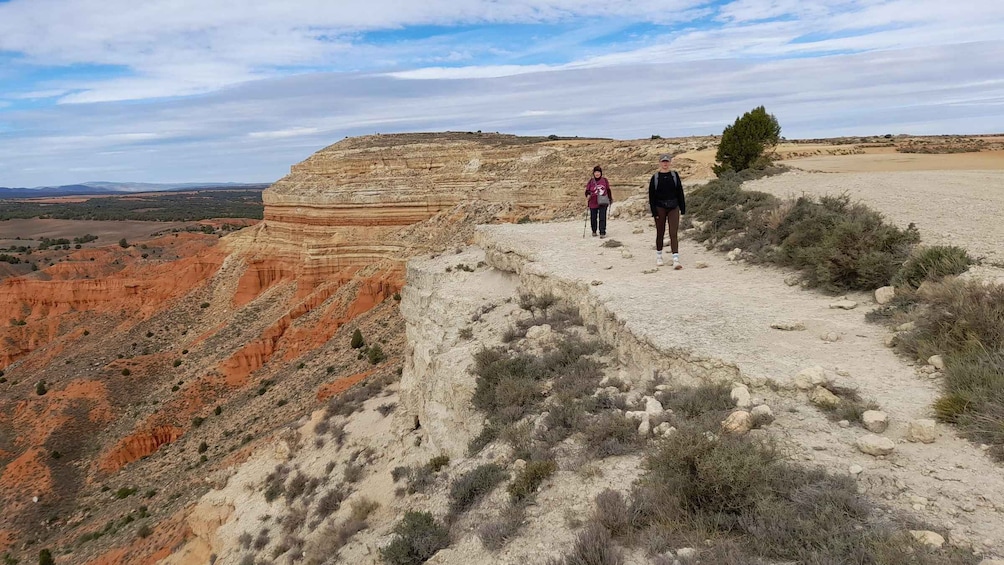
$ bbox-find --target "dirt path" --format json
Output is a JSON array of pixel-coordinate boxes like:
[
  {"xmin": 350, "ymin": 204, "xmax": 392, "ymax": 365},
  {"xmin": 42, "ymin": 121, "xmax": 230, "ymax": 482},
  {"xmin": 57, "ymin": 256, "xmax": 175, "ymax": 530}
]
[
  {"xmin": 476, "ymin": 219, "xmax": 1004, "ymax": 555},
  {"xmin": 745, "ymin": 170, "xmax": 1004, "ymax": 265}
]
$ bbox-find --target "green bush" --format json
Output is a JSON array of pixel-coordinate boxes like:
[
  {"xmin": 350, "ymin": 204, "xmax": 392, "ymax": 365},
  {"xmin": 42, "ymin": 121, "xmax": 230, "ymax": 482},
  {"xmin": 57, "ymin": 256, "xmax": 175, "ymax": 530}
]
[
  {"xmin": 35, "ymin": 381, "xmax": 48, "ymax": 396},
  {"xmin": 449, "ymin": 464, "xmax": 508, "ymax": 516},
  {"xmin": 893, "ymin": 245, "xmax": 973, "ymax": 289},
  {"xmin": 351, "ymin": 329, "xmax": 365, "ymax": 349},
  {"xmin": 714, "ymin": 105, "xmax": 781, "ymax": 175},
  {"xmin": 545, "ymin": 522, "xmax": 622, "ymax": 565},
  {"xmin": 38, "ymin": 549, "xmax": 55, "ymax": 565},
  {"xmin": 367, "ymin": 344, "xmax": 386, "ymax": 365},
  {"xmin": 380, "ymin": 511, "xmax": 449, "ymax": 565},
  {"xmin": 508, "ymin": 459, "xmax": 557, "ymax": 503}
]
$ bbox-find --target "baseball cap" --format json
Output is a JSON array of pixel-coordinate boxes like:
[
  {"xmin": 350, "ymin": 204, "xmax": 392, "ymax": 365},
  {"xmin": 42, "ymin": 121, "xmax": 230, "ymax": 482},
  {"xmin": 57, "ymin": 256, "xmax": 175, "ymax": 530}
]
[{"xmin": 659, "ymin": 154, "xmax": 672, "ymax": 162}]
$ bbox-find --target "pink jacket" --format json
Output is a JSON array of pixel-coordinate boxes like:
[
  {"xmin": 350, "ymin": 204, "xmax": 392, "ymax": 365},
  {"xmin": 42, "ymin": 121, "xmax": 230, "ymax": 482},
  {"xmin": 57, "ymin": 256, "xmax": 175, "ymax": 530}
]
[{"xmin": 585, "ymin": 178, "xmax": 612, "ymax": 209}]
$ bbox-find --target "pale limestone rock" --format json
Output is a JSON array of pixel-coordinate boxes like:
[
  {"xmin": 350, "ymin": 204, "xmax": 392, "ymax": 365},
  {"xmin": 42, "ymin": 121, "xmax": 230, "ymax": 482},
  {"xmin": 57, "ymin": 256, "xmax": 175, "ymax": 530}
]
[
  {"xmin": 896, "ymin": 321, "xmax": 916, "ymax": 332},
  {"xmin": 849, "ymin": 464, "xmax": 864, "ymax": 475},
  {"xmin": 621, "ymin": 250, "xmax": 633, "ymax": 259},
  {"xmin": 862, "ymin": 410, "xmax": 889, "ymax": 433},
  {"xmin": 978, "ymin": 559, "xmax": 1004, "ymax": 565},
  {"xmin": 857, "ymin": 434, "xmax": 896, "ymax": 456},
  {"xmin": 625, "ymin": 410, "xmax": 647, "ymax": 422},
  {"xmin": 811, "ymin": 386, "xmax": 842, "ymax": 409},
  {"xmin": 654, "ymin": 422, "xmax": 675, "ymax": 436},
  {"xmin": 928, "ymin": 355, "xmax": 946, "ymax": 371},
  {"xmin": 644, "ymin": 396, "xmax": 664, "ymax": 416},
  {"xmin": 795, "ymin": 365, "xmax": 829, "ymax": 391},
  {"xmin": 908, "ymin": 419, "xmax": 939, "ymax": 444},
  {"xmin": 829, "ymin": 299, "xmax": 858, "ymax": 310},
  {"xmin": 694, "ymin": 261, "xmax": 709, "ymax": 269},
  {"xmin": 726, "ymin": 248, "xmax": 743, "ymax": 261},
  {"xmin": 875, "ymin": 286, "xmax": 896, "ymax": 305},
  {"xmin": 910, "ymin": 530, "xmax": 945, "ymax": 549},
  {"xmin": 751, "ymin": 404, "xmax": 774, "ymax": 425},
  {"xmin": 884, "ymin": 334, "xmax": 897, "ymax": 348},
  {"xmin": 722, "ymin": 411, "xmax": 753, "ymax": 435},
  {"xmin": 784, "ymin": 275, "xmax": 800, "ymax": 286},
  {"xmin": 730, "ymin": 385, "xmax": 752, "ymax": 409},
  {"xmin": 525, "ymin": 324, "xmax": 553, "ymax": 341},
  {"xmin": 821, "ymin": 332, "xmax": 841, "ymax": 342},
  {"xmin": 638, "ymin": 415, "xmax": 652, "ymax": 436},
  {"xmin": 676, "ymin": 548, "xmax": 697, "ymax": 561}
]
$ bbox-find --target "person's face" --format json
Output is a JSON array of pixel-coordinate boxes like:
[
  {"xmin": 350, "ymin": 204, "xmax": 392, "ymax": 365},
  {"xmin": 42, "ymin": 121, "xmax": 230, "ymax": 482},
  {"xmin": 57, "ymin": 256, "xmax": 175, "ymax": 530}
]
[
  {"xmin": 659, "ymin": 159, "xmax": 671, "ymax": 171},
  {"xmin": 593, "ymin": 170, "xmax": 602, "ymax": 178}
]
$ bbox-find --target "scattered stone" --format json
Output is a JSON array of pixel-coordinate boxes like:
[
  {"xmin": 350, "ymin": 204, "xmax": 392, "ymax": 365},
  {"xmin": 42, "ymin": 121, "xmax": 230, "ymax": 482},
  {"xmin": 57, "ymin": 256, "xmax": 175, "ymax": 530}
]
[
  {"xmin": 625, "ymin": 411, "xmax": 647, "ymax": 422},
  {"xmin": 726, "ymin": 248, "xmax": 743, "ymax": 261},
  {"xmin": 751, "ymin": 404, "xmax": 774, "ymax": 425},
  {"xmin": 875, "ymin": 286, "xmax": 896, "ymax": 305},
  {"xmin": 857, "ymin": 434, "xmax": 896, "ymax": 456},
  {"xmin": 632, "ymin": 227, "xmax": 644, "ymax": 234},
  {"xmin": 694, "ymin": 261, "xmax": 709, "ymax": 269},
  {"xmin": 896, "ymin": 321, "xmax": 916, "ymax": 332},
  {"xmin": 730, "ymin": 385, "xmax": 752, "ymax": 409},
  {"xmin": 604, "ymin": 265, "xmax": 613, "ymax": 270},
  {"xmin": 638, "ymin": 415, "xmax": 652, "ymax": 436},
  {"xmin": 836, "ymin": 369, "xmax": 851, "ymax": 377},
  {"xmin": 642, "ymin": 268, "xmax": 658, "ymax": 274},
  {"xmin": 849, "ymin": 464, "xmax": 864, "ymax": 475},
  {"xmin": 513, "ymin": 459, "xmax": 527, "ymax": 473},
  {"xmin": 811, "ymin": 386, "xmax": 842, "ymax": 409},
  {"xmin": 771, "ymin": 321, "xmax": 806, "ymax": 331},
  {"xmin": 621, "ymin": 250, "xmax": 633, "ymax": 259},
  {"xmin": 820, "ymin": 332, "xmax": 841, "ymax": 342},
  {"xmin": 829, "ymin": 299, "xmax": 858, "ymax": 310},
  {"xmin": 795, "ymin": 366, "xmax": 829, "ymax": 390},
  {"xmin": 676, "ymin": 548, "xmax": 697, "ymax": 561},
  {"xmin": 526, "ymin": 324, "xmax": 553, "ymax": 341},
  {"xmin": 590, "ymin": 280, "xmax": 603, "ymax": 286},
  {"xmin": 644, "ymin": 396, "xmax": 664, "ymax": 416},
  {"xmin": 928, "ymin": 355, "xmax": 946, "ymax": 371},
  {"xmin": 838, "ymin": 420, "xmax": 851, "ymax": 428},
  {"xmin": 862, "ymin": 410, "xmax": 889, "ymax": 433},
  {"xmin": 884, "ymin": 334, "xmax": 897, "ymax": 348},
  {"xmin": 910, "ymin": 530, "xmax": 945, "ymax": 549},
  {"xmin": 908, "ymin": 419, "xmax": 939, "ymax": 444},
  {"xmin": 722, "ymin": 411, "xmax": 753, "ymax": 435},
  {"xmin": 784, "ymin": 275, "xmax": 800, "ymax": 286},
  {"xmin": 654, "ymin": 422, "xmax": 675, "ymax": 436}
]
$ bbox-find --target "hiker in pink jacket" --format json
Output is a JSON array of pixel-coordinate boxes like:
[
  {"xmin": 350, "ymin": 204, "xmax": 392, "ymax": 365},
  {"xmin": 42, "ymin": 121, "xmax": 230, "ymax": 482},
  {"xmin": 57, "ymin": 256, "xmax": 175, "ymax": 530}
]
[{"xmin": 585, "ymin": 165, "xmax": 613, "ymax": 238}]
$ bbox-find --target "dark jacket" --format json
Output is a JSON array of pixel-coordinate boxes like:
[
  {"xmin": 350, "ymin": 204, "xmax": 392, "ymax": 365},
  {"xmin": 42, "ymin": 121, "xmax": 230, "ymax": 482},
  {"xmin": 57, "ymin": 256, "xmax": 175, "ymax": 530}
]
[
  {"xmin": 585, "ymin": 177, "xmax": 612, "ymax": 209},
  {"xmin": 648, "ymin": 171, "xmax": 686, "ymax": 217}
]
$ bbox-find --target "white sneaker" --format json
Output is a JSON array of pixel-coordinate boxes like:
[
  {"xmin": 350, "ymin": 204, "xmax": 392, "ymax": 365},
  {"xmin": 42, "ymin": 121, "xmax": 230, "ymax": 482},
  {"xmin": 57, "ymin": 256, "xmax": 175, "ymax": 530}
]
[
  {"xmin": 656, "ymin": 255, "xmax": 664, "ymax": 266},
  {"xmin": 673, "ymin": 257, "xmax": 682, "ymax": 270}
]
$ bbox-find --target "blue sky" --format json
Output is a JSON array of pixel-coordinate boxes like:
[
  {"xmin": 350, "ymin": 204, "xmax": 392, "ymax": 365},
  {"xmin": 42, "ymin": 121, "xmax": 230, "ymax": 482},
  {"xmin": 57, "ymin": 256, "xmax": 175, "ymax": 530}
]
[{"xmin": 1, "ymin": 0, "xmax": 1002, "ymax": 186}]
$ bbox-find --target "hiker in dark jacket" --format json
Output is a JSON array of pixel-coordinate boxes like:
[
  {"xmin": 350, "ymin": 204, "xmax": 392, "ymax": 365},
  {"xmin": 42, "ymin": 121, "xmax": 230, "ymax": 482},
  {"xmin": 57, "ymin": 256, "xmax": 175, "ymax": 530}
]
[
  {"xmin": 585, "ymin": 165, "xmax": 613, "ymax": 238},
  {"xmin": 648, "ymin": 154, "xmax": 686, "ymax": 269}
]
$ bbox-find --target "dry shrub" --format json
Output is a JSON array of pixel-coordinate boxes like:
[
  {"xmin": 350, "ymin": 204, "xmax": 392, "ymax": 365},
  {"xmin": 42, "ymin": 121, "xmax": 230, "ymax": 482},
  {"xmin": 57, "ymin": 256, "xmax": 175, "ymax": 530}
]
[
  {"xmin": 478, "ymin": 504, "xmax": 526, "ymax": 551},
  {"xmin": 508, "ymin": 459, "xmax": 557, "ymax": 503},
  {"xmin": 593, "ymin": 489, "xmax": 630, "ymax": 537},
  {"xmin": 582, "ymin": 413, "xmax": 644, "ymax": 459},
  {"xmin": 545, "ymin": 522, "xmax": 623, "ymax": 565},
  {"xmin": 380, "ymin": 511, "xmax": 450, "ymax": 565},
  {"xmin": 448, "ymin": 463, "xmax": 508, "ymax": 517}
]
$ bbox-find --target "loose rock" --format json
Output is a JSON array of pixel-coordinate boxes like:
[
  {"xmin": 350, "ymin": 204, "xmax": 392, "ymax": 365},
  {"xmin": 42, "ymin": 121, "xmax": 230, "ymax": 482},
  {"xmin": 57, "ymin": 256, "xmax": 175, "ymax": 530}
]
[
  {"xmin": 862, "ymin": 410, "xmax": 889, "ymax": 433},
  {"xmin": 875, "ymin": 286, "xmax": 896, "ymax": 305},
  {"xmin": 849, "ymin": 464, "xmax": 864, "ymax": 475},
  {"xmin": 676, "ymin": 548, "xmax": 697, "ymax": 561},
  {"xmin": 638, "ymin": 415, "xmax": 652, "ymax": 436},
  {"xmin": 857, "ymin": 434, "xmax": 895, "ymax": 456},
  {"xmin": 726, "ymin": 248, "xmax": 743, "ymax": 261},
  {"xmin": 928, "ymin": 355, "xmax": 945, "ymax": 371},
  {"xmin": 644, "ymin": 396, "xmax": 664, "ymax": 416},
  {"xmin": 526, "ymin": 324, "xmax": 553, "ymax": 341},
  {"xmin": 829, "ymin": 299, "xmax": 858, "ymax": 310},
  {"xmin": 621, "ymin": 250, "xmax": 633, "ymax": 259},
  {"xmin": 730, "ymin": 385, "xmax": 752, "ymax": 409},
  {"xmin": 770, "ymin": 321, "xmax": 806, "ymax": 331},
  {"xmin": 694, "ymin": 261, "xmax": 709, "ymax": 269},
  {"xmin": 811, "ymin": 386, "xmax": 842, "ymax": 409},
  {"xmin": 896, "ymin": 321, "xmax": 916, "ymax": 332},
  {"xmin": 795, "ymin": 365, "xmax": 829, "ymax": 390},
  {"xmin": 910, "ymin": 530, "xmax": 945, "ymax": 549},
  {"xmin": 722, "ymin": 411, "xmax": 753, "ymax": 435},
  {"xmin": 784, "ymin": 275, "xmax": 800, "ymax": 286},
  {"xmin": 751, "ymin": 404, "xmax": 774, "ymax": 425},
  {"xmin": 590, "ymin": 280, "xmax": 603, "ymax": 286},
  {"xmin": 820, "ymin": 332, "xmax": 841, "ymax": 342},
  {"xmin": 908, "ymin": 419, "xmax": 939, "ymax": 444}
]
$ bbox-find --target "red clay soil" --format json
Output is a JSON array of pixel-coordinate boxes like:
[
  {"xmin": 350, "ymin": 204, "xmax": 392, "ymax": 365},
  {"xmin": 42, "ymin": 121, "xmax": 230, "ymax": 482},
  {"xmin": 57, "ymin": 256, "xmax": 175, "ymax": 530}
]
[
  {"xmin": 316, "ymin": 370, "xmax": 374, "ymax": 402},
  {"xmin": 98, "ymin": 425, "xmax": 184, "ymax": 474},
  {"xmin": 83, "ymin": 510, "xmax": 190, "ymax": 565}
]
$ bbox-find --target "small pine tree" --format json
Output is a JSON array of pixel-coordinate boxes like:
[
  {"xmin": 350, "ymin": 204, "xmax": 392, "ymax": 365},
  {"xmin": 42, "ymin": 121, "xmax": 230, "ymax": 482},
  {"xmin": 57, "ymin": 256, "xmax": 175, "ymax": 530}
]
[
  {"xmin": 35, "ymin": 381, "xmax": 48, "ymax": 396},
  {"xmin": 39, "ymin": 548, "xmax": 55, "ymax": 565},
  {"xmin": 714, "ymin": 105, "xmax": 781, "ymax": 175},
  {"xmin": 119, "ymin": 238, "xmax": 129, "ymax": 248},
  {"xmin": 350, "ymin": 329, "xmax": 364, "ymax": 349}
]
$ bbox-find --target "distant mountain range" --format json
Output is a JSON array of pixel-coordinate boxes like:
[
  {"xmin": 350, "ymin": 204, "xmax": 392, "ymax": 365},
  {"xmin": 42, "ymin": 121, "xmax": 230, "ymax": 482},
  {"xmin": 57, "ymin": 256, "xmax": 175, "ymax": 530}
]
[{"xmin": 0, "ymin": 181, "xmax": 271, "ymax": 199}]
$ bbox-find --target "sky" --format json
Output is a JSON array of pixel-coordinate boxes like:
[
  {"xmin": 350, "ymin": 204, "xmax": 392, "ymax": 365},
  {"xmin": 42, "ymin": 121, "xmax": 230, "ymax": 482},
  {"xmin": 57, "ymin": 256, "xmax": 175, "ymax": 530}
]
[{"xmin": 1, "ymin": 0, "xmax": 1002, "ymax": 187}]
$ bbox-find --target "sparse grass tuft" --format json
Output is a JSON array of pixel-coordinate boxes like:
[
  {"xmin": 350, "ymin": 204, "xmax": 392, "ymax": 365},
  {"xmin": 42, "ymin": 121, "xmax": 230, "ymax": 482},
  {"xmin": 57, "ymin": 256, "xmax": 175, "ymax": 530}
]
[{"xmin": 935, "ymin": 349, "xmax": 1004, "ymax": 461}]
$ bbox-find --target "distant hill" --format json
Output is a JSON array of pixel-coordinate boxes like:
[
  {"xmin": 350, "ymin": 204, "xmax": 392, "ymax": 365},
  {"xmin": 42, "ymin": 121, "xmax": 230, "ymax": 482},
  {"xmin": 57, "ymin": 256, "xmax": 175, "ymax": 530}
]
[{"xmin": 0, "ymin": 181, "xmax": 270, "ymax": 199}]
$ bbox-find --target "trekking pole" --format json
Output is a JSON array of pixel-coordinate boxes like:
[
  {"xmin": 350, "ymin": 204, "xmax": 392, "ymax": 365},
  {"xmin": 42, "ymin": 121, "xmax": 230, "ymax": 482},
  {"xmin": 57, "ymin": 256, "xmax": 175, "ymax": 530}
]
[{"xmin": 583, "ymin": 210, "xmax": 588, "ymax": 238}]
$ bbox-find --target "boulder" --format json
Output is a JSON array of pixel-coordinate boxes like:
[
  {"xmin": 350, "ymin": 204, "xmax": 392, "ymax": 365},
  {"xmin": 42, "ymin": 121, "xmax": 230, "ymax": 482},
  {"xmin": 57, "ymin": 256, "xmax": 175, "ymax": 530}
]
[
  {"xmin": 795, "ymin": 366, "xmax": 829, "ymax": 391},
  {"xmin": 928, "ymin": 355, "xmax": 946, "ymax": 371},
  {"xmin": 643, "ymin": 396, "xmax": 664, "ymax": 416},
  {"xmin": 861, "ymin": 410, "xmax": 889, "ymax": 433},
  {"xmin": 910, "ymin": 530, "xmax": 945, "ymax": 549},
  {"xmin": 907, "ymin": 419, "xmax": 939, "ymax": 444},
  {"xmin": 722, "ymin": 411, "xmax": 753, "ymax": 435},
  {"xmin": 857, "ymin": 434, "xmax": 895, "ymax": 456},
  {"xmin": 810, "ymin": 386, "xmax": 841, "ymax": 409},
  {"xmin": 875, "ymin": 286, "xmax": 896, "ymax": 305},
  {"xmin": 730, "ymin": 385, "xmax": 752, "ymax": 409},
  {"xmin": 638, "ymin": 415, "xmax": 652, "ymax": 436}
]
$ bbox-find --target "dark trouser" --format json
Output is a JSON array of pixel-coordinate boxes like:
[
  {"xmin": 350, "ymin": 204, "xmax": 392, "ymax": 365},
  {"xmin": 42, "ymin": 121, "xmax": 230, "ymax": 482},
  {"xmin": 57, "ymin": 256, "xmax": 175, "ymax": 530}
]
[
  {"xmin": 654, "ymin": 207, "xmax": 680, "ymax": 253},
  {"xmin": 590, "ymin": 206, "xmax": 608, "ymax": 235}
]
